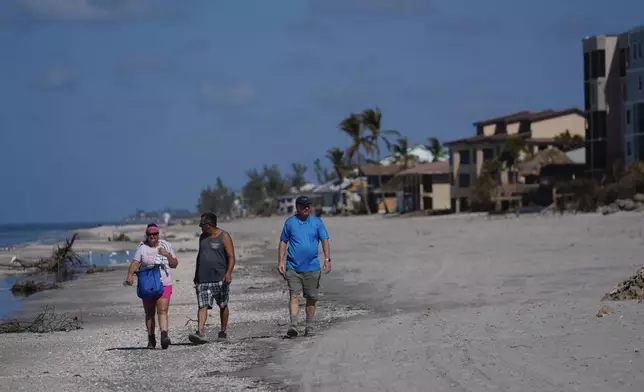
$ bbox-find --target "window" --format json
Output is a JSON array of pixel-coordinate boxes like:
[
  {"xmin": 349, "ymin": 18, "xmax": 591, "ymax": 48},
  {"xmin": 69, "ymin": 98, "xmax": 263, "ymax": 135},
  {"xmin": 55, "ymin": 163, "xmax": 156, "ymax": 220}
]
[
  {"xmin": 476, "ymin": 125, "xmax": 483, "ymax": 136},
  {"xmin": 459, "ymin": 197, "xmax": 469, "ymax": 211},
  {"xmin": 482, "ymin": 148, "xmax": 495, "ymax": 161},
  {"xmin": 639, "ymin": 76, "xmax": 642, "ymax": 91},
  {"xmin": 597, "ymin": 49, "xmax": 606, "ymax": 77},
  {"xmin": 583, "ymin": 52, "xmax": 590, "ymax": 81},
  {"xmin": 627, "ymin": 141, "xmax": 632, "ymax": 156},
  {"xmin": 584, "ymin": 83, "xmax": 590, "ymax": 110},
  {"xmin": 589, "ymin": 110, "xmax": 607, "ymax": 139},
  {"xmin": 627, "ymin": 110, "xmax": 631, "ymax": 125},
  {"xmin": 637, "ymin": 103, "xmax": 644, "ymax": 134},
  {"xmin": 590, "ymin": 50, "xmax": 606, "ymax": 78},
  {"xmin": 590, "ymin": 140, "xmax": 607, "ymax": 170},
  {"xmin": 619, "ymin": 48, "xmax": 627, "ymax": 77},
  {"xmin": 623, "ymin": 82, "xmax": 628, "ymax": 101},
  {"xmin": 494, "ymin": 122, "xmax": 507, "ymax": 135},
  {"xmin": 634, "ymin": 43, "xmax": 639, "ymax": 60},
  {"xmin": 459, "ymin": 150, "xmax": 471, "ymax": 165},
  {"xmin": 458, "ymin": 173, "xmax": 470, "ymax": 188}
]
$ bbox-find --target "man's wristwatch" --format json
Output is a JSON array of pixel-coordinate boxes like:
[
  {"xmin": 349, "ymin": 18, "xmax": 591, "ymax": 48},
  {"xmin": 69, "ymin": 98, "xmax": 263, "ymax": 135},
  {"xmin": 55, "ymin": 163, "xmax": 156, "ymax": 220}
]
[{"xmin": 324, "ymin": 258, "xmax": 331, "ymax": 262}]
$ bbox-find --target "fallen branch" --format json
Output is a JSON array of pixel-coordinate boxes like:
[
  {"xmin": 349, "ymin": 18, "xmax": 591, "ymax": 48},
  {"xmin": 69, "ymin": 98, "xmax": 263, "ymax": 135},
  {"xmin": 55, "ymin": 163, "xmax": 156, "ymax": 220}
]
[
  {"xmin": 184, "ymin": 316, "xmax": 209, "ymax": 327},
  {"xmin": 0, "ymin": 305, "xmax": 83, "ymax": 334},
  {"xmin": 10, "ymin": 280, "xmax": 60, "ymax": 296}
]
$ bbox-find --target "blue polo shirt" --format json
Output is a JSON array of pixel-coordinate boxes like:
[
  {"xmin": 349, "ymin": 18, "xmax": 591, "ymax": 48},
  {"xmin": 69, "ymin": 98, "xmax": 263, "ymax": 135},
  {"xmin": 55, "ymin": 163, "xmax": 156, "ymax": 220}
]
[{"xmin": 280, "ymin": 215, "xmax": 329, "ymax": 272}]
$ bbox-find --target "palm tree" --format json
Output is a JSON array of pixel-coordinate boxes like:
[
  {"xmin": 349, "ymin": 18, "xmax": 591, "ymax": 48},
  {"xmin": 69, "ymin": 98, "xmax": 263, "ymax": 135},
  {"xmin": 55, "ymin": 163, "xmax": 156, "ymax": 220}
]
[
  {"xmin": 339, "ymin": 113, "xmax": 375, "ymax": 214},
  {"xmin": 497, "ymin": 137, "xmax": 531, "ymax": 184},
  {"xmin": 326, "ymin": 148, "xmax": 347, "ymax": 214},
  {"xmin": 390, "ymin": 137, "xmax": 416, "ymax": 169},
  {"xmin": 361, "ymin": 107, "xmax": 400, "ymax": 214},
  {"xmin": 339, "ymin": 113, "xmax": 372, "ymax": 166},
  {"xmin": 426, "ymin": 137, "xmax": 448, "ymax": 162},
  {"xmin": 554, "ymin": 130, "xmax": 584, "ymax": 152}
]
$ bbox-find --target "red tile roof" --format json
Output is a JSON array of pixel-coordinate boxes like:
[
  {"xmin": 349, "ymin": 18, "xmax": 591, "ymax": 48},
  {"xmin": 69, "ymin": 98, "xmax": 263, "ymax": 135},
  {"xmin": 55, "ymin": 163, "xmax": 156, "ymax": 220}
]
[
  {"xmin": 473, "ymin": 107, "xmax": 584, "ymax": 127},
  {"xmin": 396, "ymin": 161, "xmax": 450, "ymax": 176}
]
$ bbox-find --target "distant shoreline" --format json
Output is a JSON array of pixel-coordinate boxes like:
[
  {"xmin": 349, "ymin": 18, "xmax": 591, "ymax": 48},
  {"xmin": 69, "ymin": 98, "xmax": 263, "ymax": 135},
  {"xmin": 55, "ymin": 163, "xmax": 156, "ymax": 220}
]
[{"xmin": 0, "ymin": 223, "xmax": 149, "ymax": 278}]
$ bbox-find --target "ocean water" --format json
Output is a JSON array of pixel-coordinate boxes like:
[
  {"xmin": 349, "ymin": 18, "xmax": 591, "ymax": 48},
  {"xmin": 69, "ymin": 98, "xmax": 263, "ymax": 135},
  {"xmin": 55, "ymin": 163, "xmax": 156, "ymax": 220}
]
[
  {"xmin": 0, "ymin": 221, "xmax": 133, "ymax": 320},
  {"xmin": 0, "ymin": 221, "xmax": 127, "ymax": 249}
]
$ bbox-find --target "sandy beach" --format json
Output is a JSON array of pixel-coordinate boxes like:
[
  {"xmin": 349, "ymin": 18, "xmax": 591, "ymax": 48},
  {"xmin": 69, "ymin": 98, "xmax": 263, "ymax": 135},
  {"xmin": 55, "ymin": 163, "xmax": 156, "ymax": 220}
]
[{"xmin": 2, "ymin": 212, "xmax": 644, "ymax": 391}]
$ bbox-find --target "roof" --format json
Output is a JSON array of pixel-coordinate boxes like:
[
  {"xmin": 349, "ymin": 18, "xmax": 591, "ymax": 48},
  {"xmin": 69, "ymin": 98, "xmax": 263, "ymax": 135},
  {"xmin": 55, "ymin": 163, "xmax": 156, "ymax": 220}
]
[
  {"xmin": 358, "ymin": 164, "xmax": 405, "ymax": 176},
  {"xmin": 313, "ymin": 178, "xmax": 354, "ymax": 193},
  {"xmin": 472, "ymin": 107, "xmax": 584, "ymax": 127},
  {"xmin": 380, "ymin": 144, "xmax": 435, "ymax": 165},
  {"xmin": 518, "ymin": 147, "xmax": 574, "ymax": 177},
  {"xmin": 396, "ymin": 161, "xmax": 450, "ymax": 176},
  {"xmin": 565, "ymin": 147, "xmax": 586, "ymax": 164}
]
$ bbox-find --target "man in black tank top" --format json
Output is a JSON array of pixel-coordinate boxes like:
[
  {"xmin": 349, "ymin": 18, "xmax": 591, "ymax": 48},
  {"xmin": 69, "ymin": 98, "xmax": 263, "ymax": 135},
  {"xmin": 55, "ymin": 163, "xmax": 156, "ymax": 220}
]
[{"xmin": 188, "ymin": 212, "xmax": 237, "ymax": 344}]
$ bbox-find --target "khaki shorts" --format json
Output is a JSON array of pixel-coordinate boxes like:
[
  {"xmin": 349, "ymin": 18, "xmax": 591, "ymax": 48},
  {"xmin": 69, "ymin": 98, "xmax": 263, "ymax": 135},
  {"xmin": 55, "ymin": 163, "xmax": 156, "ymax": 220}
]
[{"xmin": 285, "ymin": 269, "xmax": 321, "ymax": 300}]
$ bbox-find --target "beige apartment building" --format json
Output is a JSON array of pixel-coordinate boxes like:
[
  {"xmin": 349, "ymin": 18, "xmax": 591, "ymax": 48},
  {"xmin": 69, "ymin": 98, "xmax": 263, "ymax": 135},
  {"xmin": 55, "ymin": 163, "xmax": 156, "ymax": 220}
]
[
  {"xmin": 445, "ymin": 108, "xmax": 586, "ymax": 212},
  {"xmin": 582, "ymin": 26, "xmax": 644, "ymax": 176}
]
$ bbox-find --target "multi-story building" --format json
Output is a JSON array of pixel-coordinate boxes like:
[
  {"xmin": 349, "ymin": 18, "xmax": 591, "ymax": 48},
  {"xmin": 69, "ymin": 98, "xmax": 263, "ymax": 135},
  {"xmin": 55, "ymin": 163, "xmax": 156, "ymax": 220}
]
[
  {"xmin": 582, "ymin": 26, "xmax": 644, "ymax": 175},
  {"xmin": 445, "ymin": 108, "xmax": 586, "ymax": 212},
  {"xmin": 622, "ymin": 27, "xmax": 644, "ymax": 165}
]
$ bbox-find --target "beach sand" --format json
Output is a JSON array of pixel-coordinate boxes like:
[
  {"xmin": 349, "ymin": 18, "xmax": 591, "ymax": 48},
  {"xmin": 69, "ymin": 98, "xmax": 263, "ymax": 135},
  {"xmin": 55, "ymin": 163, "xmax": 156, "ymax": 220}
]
[
  {"xmin": 2, "ymin": 212, "xmax": 644, "ymax": 391},
  {"xmin": 0, "ymin": 220, "xmax": 364, "ymax": 391}
]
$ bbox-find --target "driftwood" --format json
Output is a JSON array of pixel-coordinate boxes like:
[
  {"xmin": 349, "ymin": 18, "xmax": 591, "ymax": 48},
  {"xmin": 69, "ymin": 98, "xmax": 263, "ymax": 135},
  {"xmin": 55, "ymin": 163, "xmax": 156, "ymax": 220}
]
[
  {"xmin": 10, "ymin": 281, "xmax": 60, "ymax": 296},
  {"xmin": 0, "ymin": 305, "xmax": 83, "ymax": 334}
]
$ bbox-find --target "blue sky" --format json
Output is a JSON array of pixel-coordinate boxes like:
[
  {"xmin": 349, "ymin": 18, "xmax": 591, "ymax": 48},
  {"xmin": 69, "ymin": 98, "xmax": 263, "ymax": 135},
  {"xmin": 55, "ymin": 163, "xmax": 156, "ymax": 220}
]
[{"xmin": 0, "ymin": 0, "xmax": 643, "ymax": 223}]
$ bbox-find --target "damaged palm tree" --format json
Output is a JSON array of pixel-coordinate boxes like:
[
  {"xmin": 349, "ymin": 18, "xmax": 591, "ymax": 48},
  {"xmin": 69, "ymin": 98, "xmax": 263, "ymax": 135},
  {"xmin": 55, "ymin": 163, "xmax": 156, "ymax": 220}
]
[{"xmin": 43, "ymin": 233, "xmax": 87, "ymax": 273}]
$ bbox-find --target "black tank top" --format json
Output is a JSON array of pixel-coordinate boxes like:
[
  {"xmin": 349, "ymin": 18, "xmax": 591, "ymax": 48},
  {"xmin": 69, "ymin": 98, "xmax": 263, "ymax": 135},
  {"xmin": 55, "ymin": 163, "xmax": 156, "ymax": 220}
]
[{"xmin": 195, "ymin": 231, "xmax": 228, "ymax": 283}]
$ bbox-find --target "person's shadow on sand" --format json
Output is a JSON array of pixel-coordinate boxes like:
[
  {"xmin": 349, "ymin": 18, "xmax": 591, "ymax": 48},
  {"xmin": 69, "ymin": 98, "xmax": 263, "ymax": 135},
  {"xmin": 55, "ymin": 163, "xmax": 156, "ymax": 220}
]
[{"xmin": 105, "ymin": 343, "xmax": 195, "ymax": 351}]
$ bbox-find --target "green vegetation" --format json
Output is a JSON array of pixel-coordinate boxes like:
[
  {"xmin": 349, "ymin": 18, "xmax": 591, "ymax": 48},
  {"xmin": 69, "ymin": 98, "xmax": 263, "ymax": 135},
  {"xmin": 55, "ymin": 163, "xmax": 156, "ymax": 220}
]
[{"xmin": 196, "ymin": 107, "xmax": 447, "ymax": 216}]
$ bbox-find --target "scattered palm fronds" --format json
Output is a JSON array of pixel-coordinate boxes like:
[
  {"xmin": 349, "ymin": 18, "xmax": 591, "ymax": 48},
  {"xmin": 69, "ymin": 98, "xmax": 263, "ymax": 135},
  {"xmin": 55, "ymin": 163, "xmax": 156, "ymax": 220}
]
[{"xmin": 0, "ymin": 305, "xmax": 83, "ymax": 334}]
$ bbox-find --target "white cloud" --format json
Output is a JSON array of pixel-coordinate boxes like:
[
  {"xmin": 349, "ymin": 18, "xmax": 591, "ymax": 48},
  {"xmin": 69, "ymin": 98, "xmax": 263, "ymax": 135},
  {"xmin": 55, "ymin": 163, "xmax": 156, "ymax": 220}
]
[
  {"xmin": 2, "ymin": 0, "xmax": 191, "ymax": 23},
  {"xmin": 41, "ymin": 66, "xmax": 78, "ymax": 92},
  {"xmin": 199, "ymin": 82, "xmax": 256, "ymax": 108},
  {"xmin": 18, "ymin": 0, "xmax": 142, "ymax": 21}
]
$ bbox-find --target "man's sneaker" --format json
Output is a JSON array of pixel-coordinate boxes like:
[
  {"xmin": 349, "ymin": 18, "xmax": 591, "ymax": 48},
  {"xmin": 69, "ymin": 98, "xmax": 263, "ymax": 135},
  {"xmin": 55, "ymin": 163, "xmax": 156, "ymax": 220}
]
[
  {"xmin": 188, "ymin": 331, "xmax": 208, "ymax": 344},
  {"xmin": 218, "ymin": 331, "xmax": 228, "ymax": 340},
  {"xmin": 147, "ymin": 334, "xmax": 156, "ymax": 349},
  {"xmin": 304, "ymin": 326, "xmax": 313, "ymax": 336},
  {"xmin": 160, "ymin": 331, "xmax": 171, "ymax": 349},
  {"xmin": 286, "ymin": 326, "xmax": 299, "ymax": 338}
]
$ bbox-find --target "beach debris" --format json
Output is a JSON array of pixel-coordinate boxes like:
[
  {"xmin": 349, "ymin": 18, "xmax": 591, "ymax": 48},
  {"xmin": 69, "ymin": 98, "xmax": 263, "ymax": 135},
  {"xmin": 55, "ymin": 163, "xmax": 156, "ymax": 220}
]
[
  {"xmin": 85, "ymin": 265, "xmax": 116, "ymax": 274},
  {"xmin": 10, "ymin": 280, "xmax": 61, "ymax": 297},
  {"xmin": 0, "ymin": 305, "xmax": 82, "ymax": 334},
  {"xmin": 108, "ymin": 232, "xmax": 131, "ymax": 242},
  {"xmin": 601, "ymin": 266, "xmax": 644, "ymax": 301},
  {"xmin": 596, "ymin": 305, "xmax": 617, "ymax": 317}
]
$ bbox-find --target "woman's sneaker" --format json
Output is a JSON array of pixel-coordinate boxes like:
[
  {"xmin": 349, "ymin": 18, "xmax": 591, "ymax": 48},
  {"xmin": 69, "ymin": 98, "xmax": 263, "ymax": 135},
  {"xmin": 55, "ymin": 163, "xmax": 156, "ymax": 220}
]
[
  {"xmin": 147, "ymin": 334, "xmax": 156, "ymax": 349},
  {"xmin": 160, "ymin": 331, "xmax": 171, "ymax": 349}
]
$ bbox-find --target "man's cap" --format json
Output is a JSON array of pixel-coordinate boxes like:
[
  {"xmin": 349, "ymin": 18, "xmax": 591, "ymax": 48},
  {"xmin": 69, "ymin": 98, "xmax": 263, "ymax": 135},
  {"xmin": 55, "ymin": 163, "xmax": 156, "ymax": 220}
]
[
  {"xmin": 146, "ymin": 223, "xmax": 159, "ymax": 234},
  {"xmin": 200, "ymin": 212, "xmax": 217, "ymax": 225},
  {"xmin": 295, "ymin": 196, "xmax": 311, "ymax": 206}
]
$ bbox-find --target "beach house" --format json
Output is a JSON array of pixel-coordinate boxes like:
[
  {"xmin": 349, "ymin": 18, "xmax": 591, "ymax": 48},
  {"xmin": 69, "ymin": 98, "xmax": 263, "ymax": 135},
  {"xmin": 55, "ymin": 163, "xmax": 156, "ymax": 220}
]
[{"xmin": 445, "ymin": 107, "xmax": 586, "ymax": 212}]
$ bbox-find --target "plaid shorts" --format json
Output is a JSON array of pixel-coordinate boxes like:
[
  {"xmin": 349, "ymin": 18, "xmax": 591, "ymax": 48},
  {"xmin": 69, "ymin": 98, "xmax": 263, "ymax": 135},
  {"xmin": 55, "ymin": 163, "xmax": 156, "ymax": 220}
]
[{"xmin": 195, "ymin": 282, "xmax": 230, "ymax": 309}]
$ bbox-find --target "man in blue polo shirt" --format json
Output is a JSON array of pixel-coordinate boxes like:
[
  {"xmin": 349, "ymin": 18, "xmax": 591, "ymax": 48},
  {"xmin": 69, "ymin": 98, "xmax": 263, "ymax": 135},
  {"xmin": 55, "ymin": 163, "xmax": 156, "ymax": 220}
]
[{"xmin": 277, "ymin": 195, "xmax": 331, "ymax": 337}]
